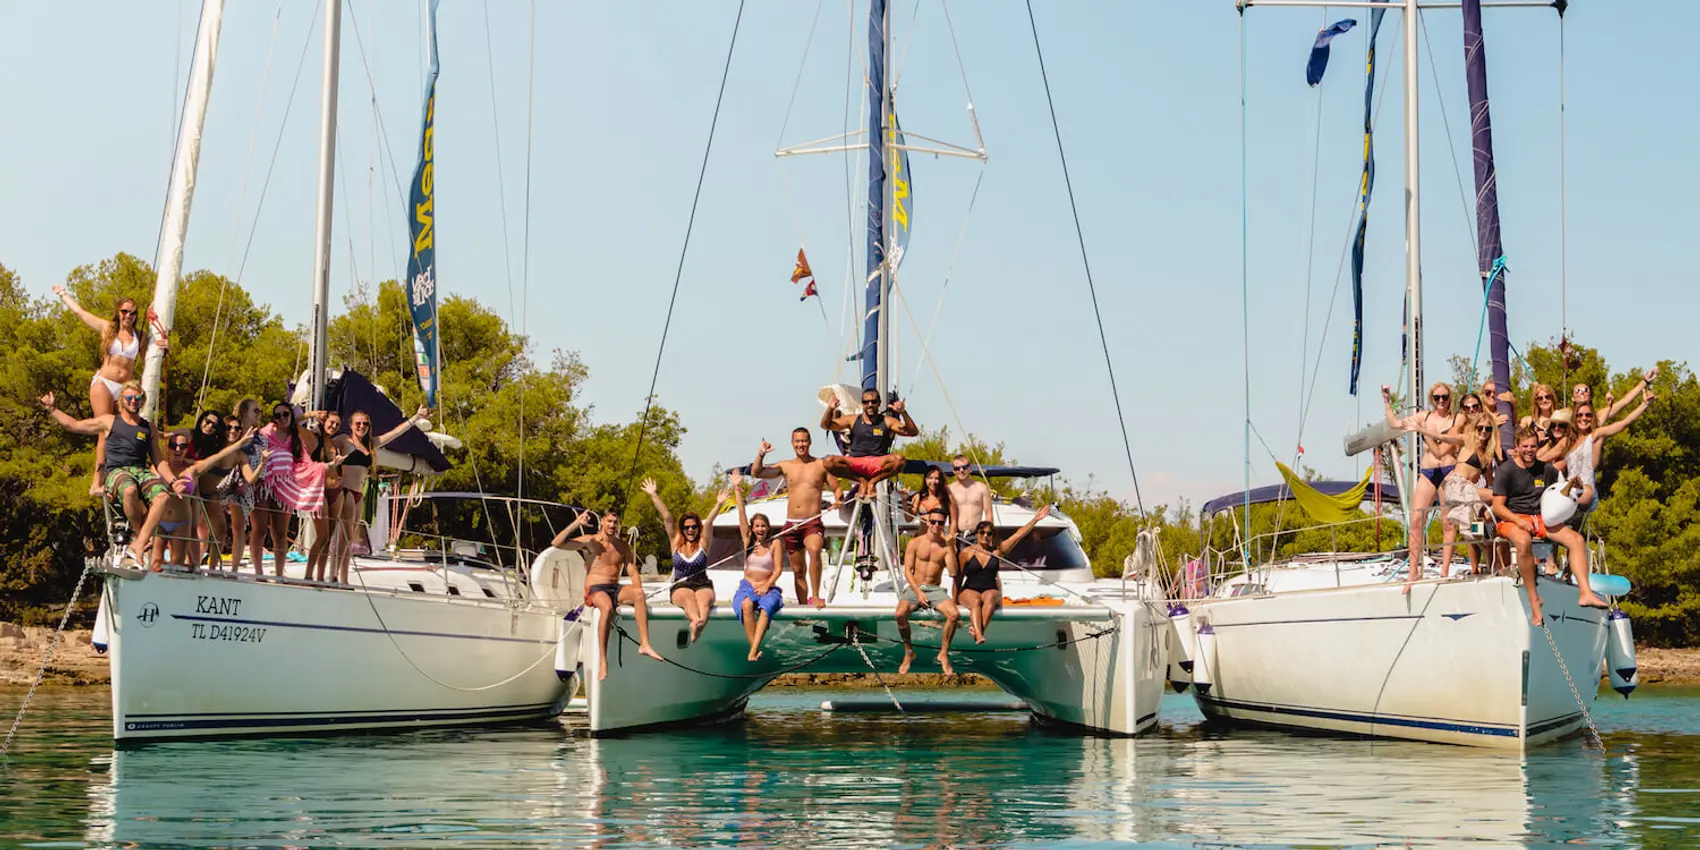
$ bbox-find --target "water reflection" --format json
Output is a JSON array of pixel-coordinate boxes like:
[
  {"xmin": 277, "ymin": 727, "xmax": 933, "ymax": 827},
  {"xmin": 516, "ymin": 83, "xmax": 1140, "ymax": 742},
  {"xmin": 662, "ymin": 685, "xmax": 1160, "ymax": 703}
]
[{"xmin": 1, "ymin": 688, "xmax": 1684, "ymax": 847}]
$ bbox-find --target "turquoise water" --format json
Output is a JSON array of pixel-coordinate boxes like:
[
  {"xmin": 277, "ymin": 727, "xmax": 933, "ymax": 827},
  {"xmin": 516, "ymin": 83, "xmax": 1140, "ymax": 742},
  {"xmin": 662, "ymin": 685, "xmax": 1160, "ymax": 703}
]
[{"xmin": 2, "ymin": 686, "xmax": 1697, "ymax": 848}]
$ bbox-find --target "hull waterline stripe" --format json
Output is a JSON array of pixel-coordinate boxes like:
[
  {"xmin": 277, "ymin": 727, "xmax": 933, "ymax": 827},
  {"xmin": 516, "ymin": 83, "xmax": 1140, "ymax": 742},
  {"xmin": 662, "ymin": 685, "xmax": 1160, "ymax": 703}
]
[
  {"xmin": 125, "ymin": 700, "xmax": 558, "ymax": 719},
  {"xmin": 1207, "ymin": 614, "xmax": 1423, "ymax": 628},
  {"xmin": 168, "ymin": 613, "xmax": 552, "ymax": 645},
  {"xmin": 1196, "ymin": 694, "xmax": 1520, "ymax": 738},
  {"xmin": 121, "ymin": 703, "xmax": 560, "ymax": 733}
]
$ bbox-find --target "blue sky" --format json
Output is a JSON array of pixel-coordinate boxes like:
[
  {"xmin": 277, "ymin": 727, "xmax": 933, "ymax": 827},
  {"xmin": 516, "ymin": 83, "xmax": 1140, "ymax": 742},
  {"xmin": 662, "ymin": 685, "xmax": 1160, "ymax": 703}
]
[{"xmin": 3, "ymin": 1, "xmax": 1695, "ymax": 513}]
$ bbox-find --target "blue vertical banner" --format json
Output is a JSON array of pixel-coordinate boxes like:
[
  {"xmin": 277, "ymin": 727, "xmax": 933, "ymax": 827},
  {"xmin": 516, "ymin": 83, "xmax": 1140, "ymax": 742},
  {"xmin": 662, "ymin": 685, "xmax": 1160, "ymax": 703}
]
[
  {"xmin": 1347, "ymin": 5, "xmax": 1386, "ymax": 396},
  {"xmin": 405, "ymin": 0, "xmax": 442, "ymax": 408}
]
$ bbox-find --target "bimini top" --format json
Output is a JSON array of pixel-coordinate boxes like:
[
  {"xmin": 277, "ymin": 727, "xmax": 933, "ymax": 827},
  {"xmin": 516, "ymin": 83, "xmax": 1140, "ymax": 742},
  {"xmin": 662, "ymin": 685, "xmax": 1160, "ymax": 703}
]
[
  {"xmin": 729, "ymin": 460, "xmax": 1060, "ymax": 479},
  {"xmin": 1201, "ymin": 479, "xmax": 1400, "ymax": 518}
]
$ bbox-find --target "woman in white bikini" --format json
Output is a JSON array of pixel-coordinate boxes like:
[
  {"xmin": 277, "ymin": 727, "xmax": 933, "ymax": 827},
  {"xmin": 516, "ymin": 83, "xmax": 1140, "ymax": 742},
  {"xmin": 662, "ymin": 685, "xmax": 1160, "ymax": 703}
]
[
  {"xmin": 1383, "ymin": 382, "xmax": 1467, "ymax": 584},
  {"xmin": 643, "ymin": 477, "xmax": 732, "ymax": 642},
  {"xmin": 53, "ymin": 286, "xmax": 168, "ymax": 491}
]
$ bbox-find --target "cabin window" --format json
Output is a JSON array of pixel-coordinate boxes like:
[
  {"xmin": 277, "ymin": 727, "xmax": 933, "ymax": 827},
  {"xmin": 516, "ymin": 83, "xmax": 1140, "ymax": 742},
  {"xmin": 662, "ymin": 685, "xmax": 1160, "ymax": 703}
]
[
  {"xmin": 1001, "ymin": 529, "xmax": 1091, "ymax": 572},
  {"xmin": 481, "ymin": 587, "xmax": 497, "ymax": 598},
  {"xmin": 446, "ymin": 585, "xmax": 462, "ymax": 596},
  {"xmin": 407, "ymin": 582, "xmax": 426, "ymax": 593}
]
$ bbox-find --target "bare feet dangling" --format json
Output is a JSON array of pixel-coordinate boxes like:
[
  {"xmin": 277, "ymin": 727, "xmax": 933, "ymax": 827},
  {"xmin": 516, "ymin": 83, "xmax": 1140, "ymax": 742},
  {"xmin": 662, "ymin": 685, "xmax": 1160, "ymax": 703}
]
[
  {"xmin": 747, "ymin": 649, "xmax": 763, "ymax": 662},
  {"xmin": 1527, "ymin": 593, "xmax": 1545, "ymax": 626},
  {"xmin": 598, "ymin": 659, "xmax": 610, "ymax": 681},
  {"xmin": 638, "ymin": 643, "xmax": 664, "ymax": 662},
  {"xmin": 938, "ymin": 654, "xmax": 954, "ymax": 676},
  {"xmin": 898, "ymin": 650, "xmax": 914, "ymax": 675},
  {"xmin": 689, "ymin": 619, "xmax": 706, "ymax": 642},
  {"xmin": 1577, "ymin": 592, "xmax": 1610, "ymax": 610}
]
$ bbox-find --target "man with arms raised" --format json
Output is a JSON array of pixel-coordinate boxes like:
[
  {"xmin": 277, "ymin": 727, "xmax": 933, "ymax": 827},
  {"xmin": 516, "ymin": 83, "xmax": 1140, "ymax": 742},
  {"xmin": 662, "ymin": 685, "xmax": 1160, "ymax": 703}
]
[
  {"xmin": 751, "ymin": 429, "xmax": 838, "ymax": 608},
  {"xmin": 895, "ymin": 507, "xmax": 963, "ymax": 675},
  {"xmin": 820, "ymin": 389, "xmax": 919, "ymax": 500},
  {"xmin": 41, "ymin": 384, "xmax": 174, "ymax": 567},
  {"xmin": 552, "ymin": 508, "xmax": 664, "ymax": 680},
  {"xmin": 1490, "ymin": 426, "xmax": 1609, "ymax": 625},
  {"xmin": 947, "ymin": 455, "xmax": 995, "ymax": 537}
]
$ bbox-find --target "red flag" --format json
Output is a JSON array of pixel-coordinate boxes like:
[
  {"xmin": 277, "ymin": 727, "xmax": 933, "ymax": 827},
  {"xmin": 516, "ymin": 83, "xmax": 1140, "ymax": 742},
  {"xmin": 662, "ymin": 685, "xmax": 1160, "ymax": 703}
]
[
  {"xmin": 790, "ymin": 248, "xmax": 813, "ymax": 284},
  {"xmin": 798, "ymin": 280, "xmax": 818, "ymax": 302}
]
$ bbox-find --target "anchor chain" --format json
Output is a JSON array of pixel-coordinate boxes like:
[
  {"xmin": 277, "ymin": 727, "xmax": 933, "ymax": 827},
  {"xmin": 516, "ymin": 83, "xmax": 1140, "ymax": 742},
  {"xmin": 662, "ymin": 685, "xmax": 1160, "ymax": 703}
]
[
  {"xmin": 848, "ymin": 626, "xmax": 904, "ymax": 714},
  {"xmin": 1541, "ymin": 622, "xmax": 1604, "ymax": 750}
]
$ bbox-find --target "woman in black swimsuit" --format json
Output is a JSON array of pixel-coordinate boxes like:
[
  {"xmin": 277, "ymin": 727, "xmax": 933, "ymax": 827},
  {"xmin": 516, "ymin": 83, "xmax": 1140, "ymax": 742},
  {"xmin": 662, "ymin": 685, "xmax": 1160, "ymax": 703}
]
[
  {"xmin": 906, "ymin": 466, "xmax": 957, "ymax": 539},
  {"xmin": 643, "ymin": 477, "xmax": 731, "ymax": 642},
  {"xmin": 955, "ymin": 504, "xmax": 1050, "ymax": 644},
  {"xmin": 326, "ymin": 407, "xmax": 427, "ymax": 583}
]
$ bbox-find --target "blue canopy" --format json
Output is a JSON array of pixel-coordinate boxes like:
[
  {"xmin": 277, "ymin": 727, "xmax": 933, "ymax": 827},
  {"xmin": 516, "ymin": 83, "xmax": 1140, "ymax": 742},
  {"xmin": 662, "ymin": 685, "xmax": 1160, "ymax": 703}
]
[
  {"xmin": 1201, "ymin": 480, "xmax": 1400, "ymax": 518},
  {"xmin": 729, "ymin": 460, "xmax": 1060, "ymax": 479}
]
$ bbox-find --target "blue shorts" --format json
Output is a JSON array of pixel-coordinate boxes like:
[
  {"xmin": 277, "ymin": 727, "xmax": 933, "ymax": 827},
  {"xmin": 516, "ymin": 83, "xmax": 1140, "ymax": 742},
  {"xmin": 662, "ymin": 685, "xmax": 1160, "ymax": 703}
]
[{"xmin": 732, "ymin": 579, "xmax": 783, "ymax": 622}]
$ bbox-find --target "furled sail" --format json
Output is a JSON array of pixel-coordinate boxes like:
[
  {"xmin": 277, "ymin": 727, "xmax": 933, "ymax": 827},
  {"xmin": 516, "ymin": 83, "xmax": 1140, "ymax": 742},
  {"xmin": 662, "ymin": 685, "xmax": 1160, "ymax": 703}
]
[
  {"xmin": 1346, "ymin": 5, "xmax": 1386, "ymax": 396},
  {"xmin": 1462, "ymin": 0, "xmax": 1513, "ymax": 444},
  {"xmin": 859, "ymin": 0, "xmax": 888, "ymax": 390}
]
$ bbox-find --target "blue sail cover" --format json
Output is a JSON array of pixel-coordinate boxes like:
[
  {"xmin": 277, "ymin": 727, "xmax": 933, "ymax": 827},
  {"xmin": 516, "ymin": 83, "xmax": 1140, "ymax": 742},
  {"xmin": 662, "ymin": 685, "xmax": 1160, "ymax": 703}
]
[
  {"xmin": 1202, "ymin": 479, "xmax": 1399, "ymax": 518},
  {"xmin": 1462, "ymin": 0, "xmax": 1514, "ymax": 448},
  {"xmin": 1348, "ymin": 5, "xmax": 1387, "ymax": 395},
  {"xmin": 859, "ymin": 0, "xmax": 888, "ymax": 392},
  {"xmin": 1306, "ymin": 19, "xmax": 1357, "ymax": 86},
  {"xmin": 405, "ymin": 0, "xmax": 442, "ymax": 408}
]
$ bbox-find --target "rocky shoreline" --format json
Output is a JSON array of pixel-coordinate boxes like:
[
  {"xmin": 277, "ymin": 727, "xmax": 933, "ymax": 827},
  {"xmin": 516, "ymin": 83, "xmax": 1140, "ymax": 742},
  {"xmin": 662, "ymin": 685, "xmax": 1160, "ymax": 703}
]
[{"xmin": 5, "ymin": 624, "xmax": 1698, "ymax": 689}]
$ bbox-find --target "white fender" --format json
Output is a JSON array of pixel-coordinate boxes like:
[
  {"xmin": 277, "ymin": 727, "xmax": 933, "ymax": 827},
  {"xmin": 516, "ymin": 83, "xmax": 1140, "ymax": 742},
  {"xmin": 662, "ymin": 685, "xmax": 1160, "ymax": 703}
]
[
  {"xmin": 528, "ymin": 546, "xmax": 587, "ymax": 611},
  {"xmin": 1167, "ymin": 605, "xmax": 1194, "ymax": 693},
  {"xmin": 91, "ymin": 588, "xmax": 110, "ymax": 654},
  {"xmin": 1606, "ymin": 609, "xmax": 1638, "ymax": 698},
  {"xmin": 1191, "ymin": 622, "xmax": 1218, "ymax": 696}
]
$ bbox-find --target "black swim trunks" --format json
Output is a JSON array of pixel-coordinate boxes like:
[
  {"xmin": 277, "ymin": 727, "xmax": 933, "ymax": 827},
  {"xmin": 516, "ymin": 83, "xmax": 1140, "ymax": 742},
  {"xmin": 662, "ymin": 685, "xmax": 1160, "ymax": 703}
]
[
  {"xmin": 673, "ymin": 572, "xmax": 713, "ymax": 592},
  {"xmin": 587, "ymin": 583, "xmax": 622, "ymax": 606}
]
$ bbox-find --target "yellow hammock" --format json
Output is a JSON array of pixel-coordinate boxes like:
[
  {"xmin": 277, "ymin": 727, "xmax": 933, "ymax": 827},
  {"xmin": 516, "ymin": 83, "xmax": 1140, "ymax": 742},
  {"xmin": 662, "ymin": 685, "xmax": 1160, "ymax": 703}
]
[{"xmin": 1274, "ymin": 461, "xmax": 1375, "ymax": 525}]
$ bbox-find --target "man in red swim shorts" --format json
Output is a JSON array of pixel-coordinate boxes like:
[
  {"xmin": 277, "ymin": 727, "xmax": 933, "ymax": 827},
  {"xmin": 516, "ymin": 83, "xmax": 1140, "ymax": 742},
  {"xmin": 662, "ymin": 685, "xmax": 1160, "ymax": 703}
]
[
  {"xmin": 819, "ymin": 388, "xmax": 919, "ymax": 502},
  {"xmin": 751, "ymin": 428, "xmax": 839, "ymax": 608},
  {"xmin": 1491, "ymin": 426, "xmax": 1609, "ymax": 626}
]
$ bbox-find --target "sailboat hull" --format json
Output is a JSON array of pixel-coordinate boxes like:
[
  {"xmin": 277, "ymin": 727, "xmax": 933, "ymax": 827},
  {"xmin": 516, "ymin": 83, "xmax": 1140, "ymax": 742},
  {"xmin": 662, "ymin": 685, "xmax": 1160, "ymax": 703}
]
[
  {"xmin": 585, "ymin": 598, "xmax": 1166, "ymax": 737},
  {"xmin": 102, "ymin": 569, "xmax": 577, "ymax": 743},
  {"xmin": 1183, "ymin": 575, "xmax": 1606, "ymax": 749}
]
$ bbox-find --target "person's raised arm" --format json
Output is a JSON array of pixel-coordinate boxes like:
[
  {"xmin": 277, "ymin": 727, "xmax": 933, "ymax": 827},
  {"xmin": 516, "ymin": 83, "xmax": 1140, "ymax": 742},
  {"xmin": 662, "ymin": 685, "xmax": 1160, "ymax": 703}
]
[
  {"xmin": 1381, "ymin": 386, "xmax": 1405, "ymax": 429},
  {"xmin": 700, "ymin": 487, "xmax": 732, "ymax": 551},
  {"xmin": 640, "ymin": 477, "xmax": 675, "ymax": 540},
  {"xmin": 819, "ymin": 399, "xmax": 855, "ymax": 433},
  {"xmin": 732, "ymin": 470, "xmax": 752, "ymax": 550},
  {"xmin": 550, "ymin": 510, "xmax": 595, "ymax": 550},
  {"xmin": 1603, "ymin": 367, "xmax": 1657, "ymax": 423},
  {"xmin": 186, "ymin": 429, "xmax": 255, "ymax": 477},
  {"xmin": 998, "ymin": 504, "xmax": 1051, "ymax": 556},
  {"xmin": 39, "ymin": 392, "xmax": 111, "ymax": 437},
  {"xmin": 376, "ymin": 406, "xmax": 431, "ymax": 448},
  {"xmin": 51, "ymin": 286, "xmax": 111, "ymax": 334},
  {"xmin": 751, "ymin": 440, "xmax": 783, "ymax": 479},
  {"xmin": 886, "ymin": 398, "xmax": 919, "ymax": 437},
  {"xmin": 1595, "ymin": 391, "xmax": 1653, "ymax": 441},
  {"xmin": 978, "ymin": 482, "xmax": 993, "ymax": 528}
]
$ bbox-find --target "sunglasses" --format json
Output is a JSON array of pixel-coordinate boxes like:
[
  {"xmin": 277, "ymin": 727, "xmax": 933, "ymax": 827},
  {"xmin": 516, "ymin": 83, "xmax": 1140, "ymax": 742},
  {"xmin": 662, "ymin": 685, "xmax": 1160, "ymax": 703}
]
[
  {"xmin": 1536, "ymin": 395, "xmax": 1554, "ymax": 402},
  {"xmin": 1461, "ymin": 402, "xmax": 1481, "ymax": 411},
  {"xmin": 1432, "ymin": 394, "xmax": 1450, "ymax": 402},
  {"xmin": 118, "ymin": 309, "xmax": 137, "ymax": 316},
  {"xmin": 925, "ymin": 518, "xmax": 947, "ymax": 526},
  {"xmin": 1576, "ymin": 413, "xmax": 1594, "ymax": 420},
  {"xmin": 352, "ymin": 420, "xmax": 369, "ymax": 427},
  {"xmin": 682, "ymin": 524, "xmax": 701, "ymax": 532},
  {"xmin": 272, "ymin": 410, "xmax": 292, "ymax": 419},
  {"xmin": 121, "ymin": 395, "xmax": 144, "ymax": 404},
  {"xmin": 169, "ymin": 442, "xmax": 189, "ymax": 450},
  {"xmin": 862, "ymin": 398, "xmax": 880, "ymax": 405},
  {"xmin": 952, "ymin": 465, "xmax": 969, "ymax": 471}
]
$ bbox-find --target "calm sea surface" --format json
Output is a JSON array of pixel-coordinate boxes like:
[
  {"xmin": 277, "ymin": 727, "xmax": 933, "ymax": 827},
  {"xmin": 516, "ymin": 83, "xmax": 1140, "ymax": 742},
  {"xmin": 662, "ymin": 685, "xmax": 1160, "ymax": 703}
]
[{"xmin": 1, "ymin": 686, "xmax": 1696, "ymax": 848}]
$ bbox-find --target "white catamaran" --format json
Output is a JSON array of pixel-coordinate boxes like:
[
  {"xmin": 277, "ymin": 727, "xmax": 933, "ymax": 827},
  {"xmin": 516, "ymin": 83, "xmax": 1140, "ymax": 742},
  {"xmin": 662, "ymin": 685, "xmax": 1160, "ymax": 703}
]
[
  {"xmin": 1165, "ymin": 0, "xmax": 1636, "ymax": 749},
  {"xmin": 91, "ymin": 0, "xmax": 583, "ymax": 743},
  {"xmin": 577, "ymin": 0, "xmax": 1170, "ymax": 737}
]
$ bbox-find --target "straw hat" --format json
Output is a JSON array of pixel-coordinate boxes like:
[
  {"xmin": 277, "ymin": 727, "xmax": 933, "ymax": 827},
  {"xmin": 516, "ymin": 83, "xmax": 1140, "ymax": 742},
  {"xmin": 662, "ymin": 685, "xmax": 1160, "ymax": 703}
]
[
  {"xmin": 817, "ymin": 384, "xmax": 861, "ymax": 412},
  {"xmin": 1550, "ymin": 408, "xmax": 1574, "ymax": 425}
]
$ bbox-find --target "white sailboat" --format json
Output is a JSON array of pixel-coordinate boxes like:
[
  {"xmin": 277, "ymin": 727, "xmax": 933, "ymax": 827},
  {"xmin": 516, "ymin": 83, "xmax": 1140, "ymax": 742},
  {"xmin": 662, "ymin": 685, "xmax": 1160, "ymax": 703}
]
[
  {"xmin": 1167, "ymin": 0, "xmax": 1630, "ymax": 749},
  {"xmin": 92, "ymin": 0, "xmax": 583, "ymax": 743},
  {"xmin": 579, "ymin": 0, "xmax": 1169, "ymax": 737}
]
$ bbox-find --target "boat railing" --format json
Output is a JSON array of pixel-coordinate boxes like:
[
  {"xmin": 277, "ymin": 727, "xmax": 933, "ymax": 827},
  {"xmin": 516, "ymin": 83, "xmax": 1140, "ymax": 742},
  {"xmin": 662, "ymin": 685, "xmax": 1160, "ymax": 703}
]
[{"xmin": 97, "ymin": 492, "xmax": 530, "ymax": 597}]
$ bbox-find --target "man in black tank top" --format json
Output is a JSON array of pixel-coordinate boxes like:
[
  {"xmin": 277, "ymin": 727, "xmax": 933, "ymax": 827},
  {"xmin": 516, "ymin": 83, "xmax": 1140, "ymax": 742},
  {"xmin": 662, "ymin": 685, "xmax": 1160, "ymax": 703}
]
[
  {"xmin": 41, "ymin": 384, "xmax": 177, "ymax": 566},
  {"xmin": 819, "ymin": 388, "xmax": 919, "ymax": 500}
]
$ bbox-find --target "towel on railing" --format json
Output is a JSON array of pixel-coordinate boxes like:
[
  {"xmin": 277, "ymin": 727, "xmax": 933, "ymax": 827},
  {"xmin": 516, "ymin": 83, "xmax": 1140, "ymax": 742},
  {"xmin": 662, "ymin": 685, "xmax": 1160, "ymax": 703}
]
[{"xmin": 259, "ymin": 423, "xmax": 326, "ymax": 515}]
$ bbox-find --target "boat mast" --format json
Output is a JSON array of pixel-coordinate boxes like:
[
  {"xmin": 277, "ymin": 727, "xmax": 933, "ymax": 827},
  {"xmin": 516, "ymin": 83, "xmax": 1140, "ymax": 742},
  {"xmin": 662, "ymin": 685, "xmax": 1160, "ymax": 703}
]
[
  {"xmin": 1401, "ymin": 0, "xmax": 1423, "ymax": 504},
  {"xmin": 139, "ymin": 0, "xmax": 225, "ymax": 422},
  {"xmin": 862, "ymin": 0, "xmax": 891, "ymax": 397},
  {"xmin": 308, "ymin": 0, "xmax": 343, "ymax": 410}
]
